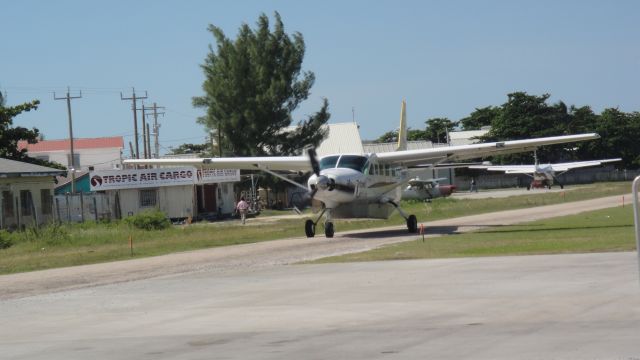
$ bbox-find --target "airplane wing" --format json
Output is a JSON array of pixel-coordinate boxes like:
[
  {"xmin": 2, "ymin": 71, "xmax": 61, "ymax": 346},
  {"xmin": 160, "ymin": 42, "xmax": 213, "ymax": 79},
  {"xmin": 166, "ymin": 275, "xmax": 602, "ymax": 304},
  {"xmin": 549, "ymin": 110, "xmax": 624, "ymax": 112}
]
[
  {"xmin": 123, "ymin": 155, "xmax": 311, "ymax": 172},
  {"xmin": 547, "ymin": 158, "xmax": 621, "ymax": 172},
  {"xmin": 375, "ymin": 133, "xmax": 599, "ymax": 166},
  {"xmin": 468, "ymin": 158, "xmax": 621, "ymax": 174},
  {"xmin": 408, "ymin": 177, "xmax": 448, "ymax": 186},
  {"xmin": 124, "ymin": 133, "xmax": 599, "ymax": 172},
  {"xmin": 467, "ymin": 164, "xmax": 537, "ymax": 174}
]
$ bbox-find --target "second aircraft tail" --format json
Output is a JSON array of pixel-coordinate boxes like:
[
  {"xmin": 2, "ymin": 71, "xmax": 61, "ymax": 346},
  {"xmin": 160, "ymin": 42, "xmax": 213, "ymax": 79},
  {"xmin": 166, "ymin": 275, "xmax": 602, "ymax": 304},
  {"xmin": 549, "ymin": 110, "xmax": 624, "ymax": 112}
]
[{"xmin": 396, "ymin": 100, "xmax": 407, "ymax": 151}]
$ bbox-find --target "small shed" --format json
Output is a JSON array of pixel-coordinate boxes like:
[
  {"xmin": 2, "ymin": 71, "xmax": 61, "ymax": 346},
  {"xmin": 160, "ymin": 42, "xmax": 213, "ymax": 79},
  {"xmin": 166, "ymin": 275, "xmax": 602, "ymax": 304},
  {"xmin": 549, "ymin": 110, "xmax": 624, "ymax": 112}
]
[{"xmin": 0, "ymin": 158, "xmax": 66, "ymax": 229}]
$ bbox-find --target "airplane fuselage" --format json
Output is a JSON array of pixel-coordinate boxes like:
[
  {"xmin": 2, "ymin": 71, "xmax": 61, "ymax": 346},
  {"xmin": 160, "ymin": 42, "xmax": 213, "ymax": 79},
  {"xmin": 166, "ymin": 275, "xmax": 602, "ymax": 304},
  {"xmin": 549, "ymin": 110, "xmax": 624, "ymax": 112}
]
[{"xmin": 307, "ymin": 154, "xmax": 407, "ymax": 219}]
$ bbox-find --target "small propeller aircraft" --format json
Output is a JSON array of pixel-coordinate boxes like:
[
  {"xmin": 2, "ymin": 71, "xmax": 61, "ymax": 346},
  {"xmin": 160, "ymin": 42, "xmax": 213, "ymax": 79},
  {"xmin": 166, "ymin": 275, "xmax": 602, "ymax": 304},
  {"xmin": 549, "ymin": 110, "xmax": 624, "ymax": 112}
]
[
  {"xmin": 469, "ymin": 152, "xmax": 621, "ymax": 189},
  {"xmin": 124, "ymin": 101, "xmax": 600, "ymax": 238},
  {"xmin": 402, "ymin": 177, "xmax": 456, "ymax": 201}
]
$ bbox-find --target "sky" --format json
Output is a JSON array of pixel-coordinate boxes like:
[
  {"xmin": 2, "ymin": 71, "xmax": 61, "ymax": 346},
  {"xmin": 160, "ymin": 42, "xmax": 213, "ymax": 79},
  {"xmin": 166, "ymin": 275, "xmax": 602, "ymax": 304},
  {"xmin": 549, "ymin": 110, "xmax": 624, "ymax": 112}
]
[{"xmin": 1, "ymin": 0, "xmax": 639, "ymax": 156}]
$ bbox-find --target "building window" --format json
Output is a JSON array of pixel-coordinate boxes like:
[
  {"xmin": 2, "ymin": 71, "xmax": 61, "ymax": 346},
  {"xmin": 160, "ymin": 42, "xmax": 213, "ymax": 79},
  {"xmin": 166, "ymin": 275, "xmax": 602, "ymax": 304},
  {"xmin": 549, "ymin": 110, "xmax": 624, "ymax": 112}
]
[
  {"xmin": 41, "ymin": 189, "xmax": 52, "ymax": 215},
  {"xmin": 67, "ymin": 154, "xmax": 81, "ymax": 169},
  {"xmin": 20, "ymin": 190, "xmax": 32, "ymax": 216},
  {"xmin": 139, "ymin": 189, "xmax": 158, "ymax": 208},
  {"xmin": 2, "ymin": 191, "xmax": 14, "ymax": 217}
]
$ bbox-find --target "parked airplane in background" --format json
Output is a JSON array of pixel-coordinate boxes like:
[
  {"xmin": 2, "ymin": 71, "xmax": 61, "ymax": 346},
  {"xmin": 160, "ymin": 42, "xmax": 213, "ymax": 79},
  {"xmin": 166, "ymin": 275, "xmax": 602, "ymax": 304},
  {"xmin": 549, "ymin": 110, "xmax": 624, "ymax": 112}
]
[
  {"xmin": 469, "ymin": 154, "xmax": 621, "ymax": 189},
  {"xmin": 125, "ymin": 102, "xmax": 601, "ymax": 238},
  {"xmin": 402, "ymin": 177, "xmax": 456, "ymax": 201}
]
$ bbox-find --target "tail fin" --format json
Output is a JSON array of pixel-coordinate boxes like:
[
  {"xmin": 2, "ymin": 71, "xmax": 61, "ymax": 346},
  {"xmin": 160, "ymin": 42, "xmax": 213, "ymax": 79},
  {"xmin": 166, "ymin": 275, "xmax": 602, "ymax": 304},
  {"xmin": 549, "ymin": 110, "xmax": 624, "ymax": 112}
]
[{"xmin": 396, "ymin": 100, "xmax": 407, "ymax": 151}]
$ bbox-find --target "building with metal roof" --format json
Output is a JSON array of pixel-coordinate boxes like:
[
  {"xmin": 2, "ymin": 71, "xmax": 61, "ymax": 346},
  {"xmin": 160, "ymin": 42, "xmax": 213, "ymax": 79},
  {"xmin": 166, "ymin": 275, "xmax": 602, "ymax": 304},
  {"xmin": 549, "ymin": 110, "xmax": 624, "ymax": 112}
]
[{"xmin": 0, "ymin": 158, "xmax": 66, "ymax": 229}]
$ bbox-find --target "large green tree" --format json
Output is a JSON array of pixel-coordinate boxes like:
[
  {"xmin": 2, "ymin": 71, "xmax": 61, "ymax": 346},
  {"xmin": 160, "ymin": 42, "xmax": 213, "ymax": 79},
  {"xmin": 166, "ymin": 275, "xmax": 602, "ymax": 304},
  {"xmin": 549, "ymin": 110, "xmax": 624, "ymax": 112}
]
[
  {"xmin": 425, "ymin": 117, "xmax": 456, "ymax": 143},
  {"xmin": 459, "ymin": 106, "xmax": 501, "ymax": 130},
  {"xmin": 0, "ymin": 92, "xmax": 41, "ymax": 160},
  {"xmin": 482, "ymin": 92, "xmax": 575, "ymax": 163},
  {"xmin": 193, "ymin": 12, "xmax": 329, "ymax": 157}
]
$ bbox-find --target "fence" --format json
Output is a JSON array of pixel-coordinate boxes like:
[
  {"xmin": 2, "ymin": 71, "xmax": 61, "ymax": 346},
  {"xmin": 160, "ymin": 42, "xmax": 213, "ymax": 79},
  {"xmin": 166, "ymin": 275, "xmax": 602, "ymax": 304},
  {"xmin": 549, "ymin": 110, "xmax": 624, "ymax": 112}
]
[{"xmin": 53, "ymin": 193, "xmax": 115, "ymax": 223}]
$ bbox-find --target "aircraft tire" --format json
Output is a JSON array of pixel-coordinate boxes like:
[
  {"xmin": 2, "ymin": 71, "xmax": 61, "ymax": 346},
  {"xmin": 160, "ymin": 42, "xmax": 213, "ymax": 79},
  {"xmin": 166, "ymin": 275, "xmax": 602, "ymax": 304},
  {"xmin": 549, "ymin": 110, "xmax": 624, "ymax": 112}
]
[
  {"xmin": 407, "ymin": 215, "xmax": 418, "ymax": 233},
  {"xmin": 305, "ymin": 219, "xmax": 315, "ymax": 238},
  {"xmin": 325, "ymin": 222, "xmax": 334, "ymax": 238}
]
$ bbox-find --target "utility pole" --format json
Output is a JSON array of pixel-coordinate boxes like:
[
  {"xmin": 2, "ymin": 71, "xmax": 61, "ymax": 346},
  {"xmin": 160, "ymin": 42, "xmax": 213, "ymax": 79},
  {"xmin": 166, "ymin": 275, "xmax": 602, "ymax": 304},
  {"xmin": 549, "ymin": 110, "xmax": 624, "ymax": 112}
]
[
  {"xmin": 141, "ymin": 102, "xmax": 148, "ymax": 159},
  {"xmin": 146, "ymin": 123, "xmax": 151, "ymax": 160},
  {"xmin": 146, "ymin": 103, "xmax": 164, "ymax": 158},
  {"xmin": 120, "ymin": 88, "xmax": 147, "ymax": 159},
  {"xmin": 54, "ymin": 87, "xmax": 82, "ymax": 193}
]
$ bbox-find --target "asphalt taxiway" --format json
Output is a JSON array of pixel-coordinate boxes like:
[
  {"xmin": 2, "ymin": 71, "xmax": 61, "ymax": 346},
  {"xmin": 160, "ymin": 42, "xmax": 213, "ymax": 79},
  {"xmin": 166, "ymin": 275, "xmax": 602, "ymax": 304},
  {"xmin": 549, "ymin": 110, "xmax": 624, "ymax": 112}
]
[{"xmin": 1, "ymin": 194, "xmax": 638, "ymax": 359}]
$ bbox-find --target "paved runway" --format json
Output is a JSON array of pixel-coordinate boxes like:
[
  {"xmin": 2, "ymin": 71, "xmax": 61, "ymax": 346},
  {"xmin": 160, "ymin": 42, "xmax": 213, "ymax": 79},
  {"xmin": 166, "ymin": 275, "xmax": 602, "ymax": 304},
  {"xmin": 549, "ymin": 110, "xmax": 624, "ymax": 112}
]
[
  {"xmin": 1, "ymin": 194, "xmax": 639, "ymax": 359},
  {"xmin": 2, "ymin": 252, "xmax": 640, "ymax": 359}
]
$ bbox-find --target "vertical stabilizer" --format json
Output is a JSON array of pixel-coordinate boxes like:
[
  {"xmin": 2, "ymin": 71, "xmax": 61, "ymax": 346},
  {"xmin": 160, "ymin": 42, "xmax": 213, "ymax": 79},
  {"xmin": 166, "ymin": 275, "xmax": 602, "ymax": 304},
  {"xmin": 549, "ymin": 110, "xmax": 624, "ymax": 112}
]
[{"xmin": 397, "ymin": 100, "xmax": 407, "ymax": 151}]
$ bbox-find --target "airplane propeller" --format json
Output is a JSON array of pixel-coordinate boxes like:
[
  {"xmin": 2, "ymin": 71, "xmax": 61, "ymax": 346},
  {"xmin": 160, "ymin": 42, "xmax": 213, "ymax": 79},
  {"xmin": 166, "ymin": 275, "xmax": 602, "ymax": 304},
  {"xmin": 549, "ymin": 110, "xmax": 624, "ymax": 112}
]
[
  {"xmin": 307, "ymin": 148, "xmax": 321, "ymax": 200},
  {"xmin": 308, "ymin": 148, "xmax": 320, "ymax": 177}
]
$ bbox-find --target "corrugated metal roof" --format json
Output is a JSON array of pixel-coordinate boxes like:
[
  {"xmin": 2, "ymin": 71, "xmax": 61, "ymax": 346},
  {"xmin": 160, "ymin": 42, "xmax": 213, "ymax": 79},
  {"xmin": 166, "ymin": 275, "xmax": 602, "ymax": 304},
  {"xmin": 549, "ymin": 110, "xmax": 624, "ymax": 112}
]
[
  {"xmin": 18, "ymin": 137, "xmax": 124, "ymax": 152},
  {"xmin": 0, "ymin": 158, "xmax": 67, "ymax": 177},
  {"xmin": 448, "ymin": 129, "xmax": 488, "ymax": 142},
  {"xmin": 315, "ymin": 123, "xmax": 364, "ymax": 156},
  {"xmin": 363, "ymin": 140, "xmax": 450, "ymax": 154}
]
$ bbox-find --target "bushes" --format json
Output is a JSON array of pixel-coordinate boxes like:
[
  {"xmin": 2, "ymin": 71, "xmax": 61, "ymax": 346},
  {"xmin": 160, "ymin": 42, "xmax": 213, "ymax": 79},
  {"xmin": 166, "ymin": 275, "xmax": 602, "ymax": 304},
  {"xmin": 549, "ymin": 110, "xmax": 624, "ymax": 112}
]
[
  {"xmin": 0, "ymin": 231, "xmax": 12, "ymax": 249},
  {"xmin": 124, "ymin": 209, "xmax": 171, "ymax": 230}
]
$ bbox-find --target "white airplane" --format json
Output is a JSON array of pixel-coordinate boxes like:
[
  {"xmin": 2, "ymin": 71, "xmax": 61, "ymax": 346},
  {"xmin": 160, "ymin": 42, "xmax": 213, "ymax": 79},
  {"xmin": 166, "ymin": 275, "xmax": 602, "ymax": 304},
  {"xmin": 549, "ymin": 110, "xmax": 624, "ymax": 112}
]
[
  {"xmin": 469, "ymin": 154, "xmax": 621, "ymax": 189},
  {"xmin": 402, "ymin": 177, "xmax": 456, "ymax": 201},
  {"xmin": 124, "ymin": 102, "xmax": 600, "ymax": 238}
]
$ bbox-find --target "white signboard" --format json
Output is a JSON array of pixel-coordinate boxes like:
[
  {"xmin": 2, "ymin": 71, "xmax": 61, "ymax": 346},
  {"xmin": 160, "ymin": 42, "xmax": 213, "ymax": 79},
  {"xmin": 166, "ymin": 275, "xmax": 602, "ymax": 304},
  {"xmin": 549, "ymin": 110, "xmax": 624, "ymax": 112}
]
[
  {"xmin": 90, "ymin": 167, "xmax": 196, "ymax": 191},
  {"xmin": 195, "ymin": 168, "xmax": 240, "ymax": 184}
]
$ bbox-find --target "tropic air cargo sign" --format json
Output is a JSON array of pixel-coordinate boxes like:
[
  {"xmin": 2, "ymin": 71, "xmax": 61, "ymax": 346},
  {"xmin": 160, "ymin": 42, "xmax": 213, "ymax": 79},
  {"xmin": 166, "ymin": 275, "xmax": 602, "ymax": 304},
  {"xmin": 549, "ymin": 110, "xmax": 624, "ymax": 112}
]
[{"xmin": 89, "ymin": 167, "xmax": 240, "ymax": 191}]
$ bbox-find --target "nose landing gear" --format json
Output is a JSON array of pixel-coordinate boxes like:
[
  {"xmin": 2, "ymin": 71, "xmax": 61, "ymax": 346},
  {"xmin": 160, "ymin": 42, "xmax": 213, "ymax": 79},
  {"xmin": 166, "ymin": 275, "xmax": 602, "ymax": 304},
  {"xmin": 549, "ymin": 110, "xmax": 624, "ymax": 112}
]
[{"xmin": 304, "ymin": 208, "xmax": 335, "ymax": 238}]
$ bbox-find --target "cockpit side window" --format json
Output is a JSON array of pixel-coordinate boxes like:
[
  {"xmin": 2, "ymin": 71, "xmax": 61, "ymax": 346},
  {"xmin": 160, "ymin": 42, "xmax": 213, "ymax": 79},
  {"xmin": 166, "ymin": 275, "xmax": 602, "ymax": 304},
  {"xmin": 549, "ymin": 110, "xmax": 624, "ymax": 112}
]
[
  {"xmin": 319, "ymin": 156, "xmax": 340, "ymax": 170},
  {"xmin": 337, "ymin": 155, "xmax": 368, "ymax": 173}
]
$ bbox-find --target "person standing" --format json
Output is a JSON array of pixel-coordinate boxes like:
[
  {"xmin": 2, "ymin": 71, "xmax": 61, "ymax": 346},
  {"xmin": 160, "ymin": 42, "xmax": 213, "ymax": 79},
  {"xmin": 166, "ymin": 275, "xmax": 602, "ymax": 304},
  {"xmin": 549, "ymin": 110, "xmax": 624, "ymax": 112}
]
[
  {"xmin": 470, "ymin": 178, "xmax": 478, "ymax": 193},
  {"xmin": 236, "ymin": 197, "xmax": 249, "ymax": 225}
]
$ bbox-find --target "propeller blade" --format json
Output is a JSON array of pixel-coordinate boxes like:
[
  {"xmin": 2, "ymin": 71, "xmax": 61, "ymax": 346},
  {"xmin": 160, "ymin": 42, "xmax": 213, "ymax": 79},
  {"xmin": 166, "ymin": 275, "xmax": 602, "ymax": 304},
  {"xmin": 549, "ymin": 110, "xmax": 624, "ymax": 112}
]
[{"xmin": 307, "ymin": 148, "xmax": 320, "ymax": 176}]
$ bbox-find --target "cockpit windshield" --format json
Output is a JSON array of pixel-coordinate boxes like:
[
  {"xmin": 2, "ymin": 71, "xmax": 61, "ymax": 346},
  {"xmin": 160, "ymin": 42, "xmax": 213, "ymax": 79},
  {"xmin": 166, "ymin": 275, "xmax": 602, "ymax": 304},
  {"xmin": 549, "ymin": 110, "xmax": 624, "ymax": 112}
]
[
  {"xmin": 319, "ymin": 156, "xmax": 339, "ymax": 170},
  {"xmin": 337, "ymin": 155, "xmax": 368, "ymax": 173}
]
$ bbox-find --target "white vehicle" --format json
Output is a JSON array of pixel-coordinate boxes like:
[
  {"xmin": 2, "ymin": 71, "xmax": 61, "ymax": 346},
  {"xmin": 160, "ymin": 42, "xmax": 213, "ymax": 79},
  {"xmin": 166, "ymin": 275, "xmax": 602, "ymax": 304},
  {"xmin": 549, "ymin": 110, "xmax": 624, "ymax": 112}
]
[
  {"xmin": 470, "ymin": 154, "xmax": 621, "ymax": 189},
  {"xmin": 124, "ymin": 103, "xmax": 600, "ymax": 238}
]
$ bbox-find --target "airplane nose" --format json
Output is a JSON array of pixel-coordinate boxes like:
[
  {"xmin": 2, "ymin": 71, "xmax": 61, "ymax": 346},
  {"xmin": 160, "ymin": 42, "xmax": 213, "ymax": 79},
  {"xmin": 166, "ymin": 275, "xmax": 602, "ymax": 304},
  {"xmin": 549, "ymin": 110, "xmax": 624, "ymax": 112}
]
[{"xmin": 315, "ymin": 175, "xmax": 330, "ymax": 190}]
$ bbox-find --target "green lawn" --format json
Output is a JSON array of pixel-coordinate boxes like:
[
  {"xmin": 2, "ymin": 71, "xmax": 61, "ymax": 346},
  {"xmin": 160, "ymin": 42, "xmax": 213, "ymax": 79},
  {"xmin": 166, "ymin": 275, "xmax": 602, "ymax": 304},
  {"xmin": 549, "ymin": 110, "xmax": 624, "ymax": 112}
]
[
  {"xmin": 311, "ymin": 205, "xmax": 636, "ymax": 263},
  {"xmin": 0, "ymin": 181, "xmax": 634, "ymax": 274}
]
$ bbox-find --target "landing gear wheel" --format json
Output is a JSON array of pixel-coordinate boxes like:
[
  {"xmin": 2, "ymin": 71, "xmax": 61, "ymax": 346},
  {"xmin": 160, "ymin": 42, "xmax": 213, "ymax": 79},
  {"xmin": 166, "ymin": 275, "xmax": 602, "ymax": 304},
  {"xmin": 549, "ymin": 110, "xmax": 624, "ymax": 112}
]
[
  {"xmin": 325, "ymin": 222, "xmax": 334, "ymax": 238},
  {"xmin": 305, "ymin": 219, "xmax": 315, "ymax": 238},
  {"xmin": 407, "ymin": 215, "xmax": 418, "ymax": 233}
]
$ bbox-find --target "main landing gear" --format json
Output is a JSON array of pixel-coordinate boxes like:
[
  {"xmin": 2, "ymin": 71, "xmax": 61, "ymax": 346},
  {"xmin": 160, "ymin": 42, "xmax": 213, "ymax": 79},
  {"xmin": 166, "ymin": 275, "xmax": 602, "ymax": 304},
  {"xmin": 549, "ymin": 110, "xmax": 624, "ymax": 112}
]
[
  {"xmin": 304, "ymin": 208, "xmax": 335, "ymax": 238},
  {"xmin": 389, "ymin": 200, "xmax": 418, "ymax": 233}
]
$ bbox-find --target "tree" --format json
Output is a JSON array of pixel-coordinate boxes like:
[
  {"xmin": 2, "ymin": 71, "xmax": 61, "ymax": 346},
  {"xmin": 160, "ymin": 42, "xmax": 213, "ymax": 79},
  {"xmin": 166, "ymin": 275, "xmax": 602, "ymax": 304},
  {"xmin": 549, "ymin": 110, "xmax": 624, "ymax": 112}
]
[
  {"xmin": 580, "ymin": 108, "xmax": 640, "ymax": 169},
  {"xmin": 0, "ymin": 92, "xmax": 40, "ymax": 160},
  {"xmin": 168, "ymin": 143, "xmax": 210, "ymax": 156},
  {"xmin": 459, "ymin": 106, "xmax": 501, "ymax": 130},
  {"xmin": 482, "ymin": 92, "xmax": 574, "ymax": 163},
  {"xmin": 425, "ymin": 117, "xmax": 455, "ymax": 143},
  {"xmin": 193, "ymin": 12, "xmax": 329, "ymax": 157}
]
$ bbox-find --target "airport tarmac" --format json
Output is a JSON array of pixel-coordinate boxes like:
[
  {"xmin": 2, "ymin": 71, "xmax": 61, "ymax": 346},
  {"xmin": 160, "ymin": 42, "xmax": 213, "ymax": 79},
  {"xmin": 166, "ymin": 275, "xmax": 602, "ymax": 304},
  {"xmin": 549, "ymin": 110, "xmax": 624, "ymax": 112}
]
[
  {"xmin": 1, "ymin": 194, "xmax": 639, "ymax": 359},
  {"xmin": 1, "ymin": 252, "xmax": 639, "ymax": 359}
]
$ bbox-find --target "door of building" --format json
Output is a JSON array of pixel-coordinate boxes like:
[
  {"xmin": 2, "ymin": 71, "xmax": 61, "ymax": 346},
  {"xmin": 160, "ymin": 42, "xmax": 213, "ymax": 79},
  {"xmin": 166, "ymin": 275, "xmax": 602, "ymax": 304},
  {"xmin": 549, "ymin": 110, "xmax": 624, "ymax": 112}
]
[{"xmin": 197, "ymin": 184, "xmax": 218, "ymax": 213}]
